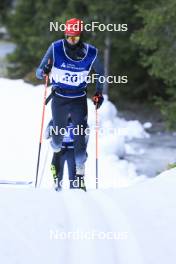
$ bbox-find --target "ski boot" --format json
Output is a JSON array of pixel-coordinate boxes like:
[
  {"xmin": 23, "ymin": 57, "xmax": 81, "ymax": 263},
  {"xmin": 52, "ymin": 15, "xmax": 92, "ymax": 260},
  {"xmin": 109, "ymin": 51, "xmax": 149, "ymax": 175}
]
[
  {"xmin": 76, "ymin": 165, "xmax": 86, "ymax": 191},
  {"xmin": 50, "ymin": 164, "xmax": 60, "ymax": 191}
]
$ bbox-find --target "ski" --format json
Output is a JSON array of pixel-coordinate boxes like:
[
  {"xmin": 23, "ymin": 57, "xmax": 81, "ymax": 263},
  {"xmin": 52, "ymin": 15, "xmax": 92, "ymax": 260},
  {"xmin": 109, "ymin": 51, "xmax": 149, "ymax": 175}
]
[{"xmin": 0, "ymin": 180, "xmax": 33, "ymax": 185}]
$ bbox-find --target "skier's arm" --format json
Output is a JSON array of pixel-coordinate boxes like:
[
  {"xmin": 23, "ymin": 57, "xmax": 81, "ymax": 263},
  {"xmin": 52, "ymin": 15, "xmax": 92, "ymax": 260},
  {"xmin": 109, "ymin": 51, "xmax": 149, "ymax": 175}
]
[
  {"xmin": 92, "ymin": 53, "xmax": 104, "ymax": 94},
  {"xmin": 36, "ymin": 45, "xmax": 53, "ymax": 80}
]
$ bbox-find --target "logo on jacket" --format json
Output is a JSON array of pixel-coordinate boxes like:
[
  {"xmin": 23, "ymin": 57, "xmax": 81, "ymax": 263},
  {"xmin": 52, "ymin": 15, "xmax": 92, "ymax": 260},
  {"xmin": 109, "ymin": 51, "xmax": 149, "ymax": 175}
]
[{"xmin": 61, "ymin": 62, "xmax": 66, "ymax": 68}]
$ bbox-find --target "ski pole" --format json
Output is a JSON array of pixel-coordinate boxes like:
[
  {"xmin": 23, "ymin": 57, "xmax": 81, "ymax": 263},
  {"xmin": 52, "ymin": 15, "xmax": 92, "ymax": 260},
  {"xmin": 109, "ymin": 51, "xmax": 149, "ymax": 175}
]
[
  {"xmin": 95, "ymin": 102, "xmax": 99, "ymax": 189},
  {"xmin": 35, "ymin": 75, "xmax": 49, "ymax": 188},
  {"xmin": 38, "ymin": 143, "xmax": 50, "ymax": 188}
]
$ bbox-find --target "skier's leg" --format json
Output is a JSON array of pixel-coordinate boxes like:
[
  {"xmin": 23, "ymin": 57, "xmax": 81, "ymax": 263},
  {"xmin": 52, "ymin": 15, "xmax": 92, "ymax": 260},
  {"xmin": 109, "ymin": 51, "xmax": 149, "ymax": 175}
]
[
  {"xmin": 66, "ymin": 149, "xmax": 76, "ymax": 189},
  {"xmin": 51, "ymin": 150, "xmax": 66, "ymax": 190},
  {"xmin": 51, "ymin": 153, "xmax": 61, "ymax": 186},
  {"xmin": 51, "ymin": 95, "xmax": 69, "ymax": 151},
  {"xmin": 56, "ymin": 151, "xmax": 65, "ymax": 190},
  {"xmin": 70, "ymin": 95, "xmax": 88, "ymax": 173},
  {"xmin": 45, "ymin": 119, "xmax": 53, "ymax": 139}
]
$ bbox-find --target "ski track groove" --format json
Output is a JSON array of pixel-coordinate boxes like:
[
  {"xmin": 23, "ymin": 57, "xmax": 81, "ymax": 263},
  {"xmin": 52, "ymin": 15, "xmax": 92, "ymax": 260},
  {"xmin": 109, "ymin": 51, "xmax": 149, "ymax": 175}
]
[
  {"xmin": 48, "ymin": 191, "xmax": 73, "ymax": 264},
  {"xmin": 0, "ymin": 184, "xmax": 144, "ymax": 264},
  {"xmin": 89, "ymin": 190, "xmax": 145, "ymax": 264},
  {"xmin": 60, "ymin": 189, "xmax": 118, "ymax": 264}
]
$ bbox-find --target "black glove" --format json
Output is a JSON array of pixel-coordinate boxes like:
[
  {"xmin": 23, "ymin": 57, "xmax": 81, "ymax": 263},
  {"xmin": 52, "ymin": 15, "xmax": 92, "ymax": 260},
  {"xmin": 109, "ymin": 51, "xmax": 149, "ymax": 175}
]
[
  {"xmin": 43, "ymin": 63, "xmax": 52, "ymax": 75},
  {"xmin": 92, "ymin": 92, "xmax": 104, "ymax": 109}
]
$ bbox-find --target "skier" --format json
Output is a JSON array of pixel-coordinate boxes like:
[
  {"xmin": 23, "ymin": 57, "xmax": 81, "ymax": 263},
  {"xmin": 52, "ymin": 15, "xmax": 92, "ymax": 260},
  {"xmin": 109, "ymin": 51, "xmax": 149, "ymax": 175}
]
[
  {"xmin": 46, "ymin": 116, "xmax": 87, "ymax": 191},
  {"xmin": 36, "ymin": 18, "xmax": 104, "ymax": 183}
]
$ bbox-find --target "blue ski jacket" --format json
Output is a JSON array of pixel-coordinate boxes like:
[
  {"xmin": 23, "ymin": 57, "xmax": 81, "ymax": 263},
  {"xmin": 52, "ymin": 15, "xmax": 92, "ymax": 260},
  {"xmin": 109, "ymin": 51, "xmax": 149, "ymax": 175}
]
[{"xmin": 36, "ymin": 39, "xmax": 104, "ymax": 96}]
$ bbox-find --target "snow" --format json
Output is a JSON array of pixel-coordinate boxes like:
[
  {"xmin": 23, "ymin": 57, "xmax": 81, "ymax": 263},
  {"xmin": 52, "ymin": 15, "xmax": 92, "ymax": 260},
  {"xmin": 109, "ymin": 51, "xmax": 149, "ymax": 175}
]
[
  {"xmin": 0, "ymin": 41, "xmax": 15, "ymax": 58},
  {"xmin": 1, "ymin": 78, "xmax": 175, "ymax": 263},
  {"xmin": 143, "ymin": 122, "xmax": 152, "ymax": 129},
  {"xmin": 0, "ymin": 168, "xmax": 176, "ymax": 264},
  {"xmin": 0, "ymin": 78, "xmax": 148, "ymax": 188}
]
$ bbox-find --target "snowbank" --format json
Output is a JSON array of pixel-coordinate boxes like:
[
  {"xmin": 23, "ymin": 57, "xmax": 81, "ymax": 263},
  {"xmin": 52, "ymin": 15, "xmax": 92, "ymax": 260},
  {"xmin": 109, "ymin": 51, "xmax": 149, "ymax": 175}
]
[{"xmin": 0, "ymin": 78, "xmax": 148, "ymax": 188}]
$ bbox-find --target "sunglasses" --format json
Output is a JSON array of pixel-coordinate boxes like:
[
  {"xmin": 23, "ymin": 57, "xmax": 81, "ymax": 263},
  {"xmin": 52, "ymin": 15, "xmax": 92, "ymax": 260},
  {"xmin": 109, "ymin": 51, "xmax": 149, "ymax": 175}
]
[{"xmin": 66, "ymin": 35, "xmax": 80, "ymax": 43}]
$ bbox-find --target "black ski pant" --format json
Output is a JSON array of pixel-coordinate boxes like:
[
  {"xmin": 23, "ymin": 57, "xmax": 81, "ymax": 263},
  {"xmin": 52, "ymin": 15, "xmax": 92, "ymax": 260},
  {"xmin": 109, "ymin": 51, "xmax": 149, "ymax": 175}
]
[
  {"xmin": 51, "ymin": 94, "xmax": 88, "ymax": 167},
  {"xmin": 52, "ymin": 149, "xmax": 76, "ymax": 189}
]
